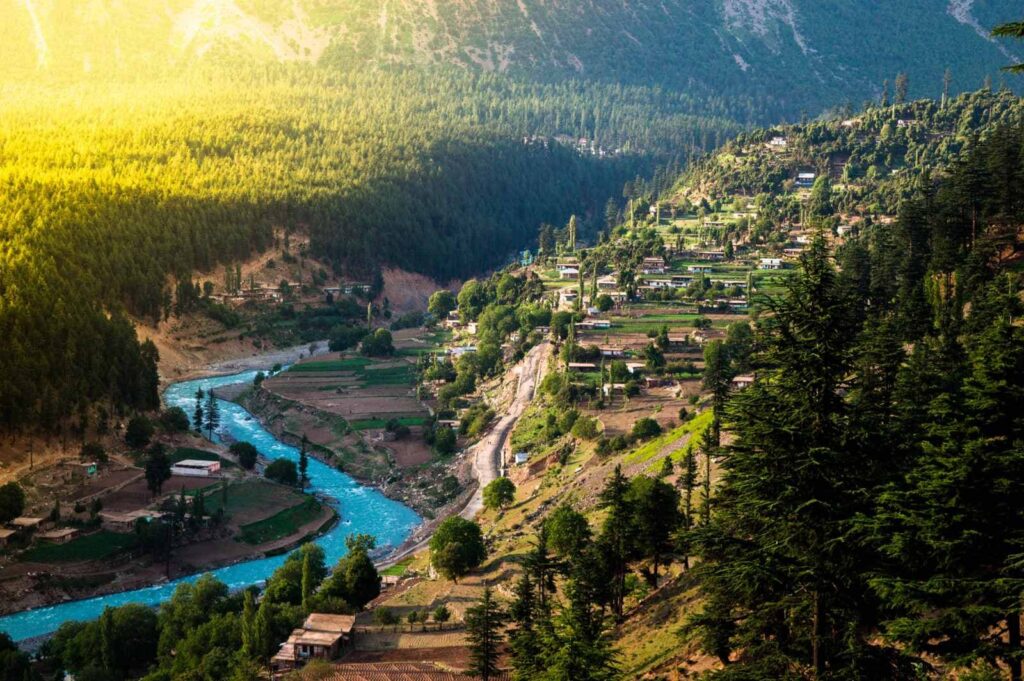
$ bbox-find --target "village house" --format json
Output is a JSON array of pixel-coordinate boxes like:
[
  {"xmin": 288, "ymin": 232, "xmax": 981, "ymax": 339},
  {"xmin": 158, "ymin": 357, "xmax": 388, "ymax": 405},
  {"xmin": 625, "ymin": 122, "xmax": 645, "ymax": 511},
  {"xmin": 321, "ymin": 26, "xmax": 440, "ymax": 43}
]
[
  {"xmin": 666, "ymin": 335, "xmax": 689, "ymax": 350},
  {"xmin": 691, "ymin": 329, "xmax": 726, "ymax": 346},
  {"xmin": 605, "ymin": 291, "xmax": 629, "ymax": 304},
  {"xmin": 783, "ymin": 247, "xmax": 805, "ymax": 258},
  {"xmin": 36, "ymin": 528, "xmax": 80, "ymax": 544},
  {"xmin": 9, "ymin": 517, "xmax": 48, "ymax": 533},
  {"xmin": 688, "ymin": 265, "xmax": 714, "ymax": 274},
  {"xmin": 602, "ymin": 383, "xmax": 628, "ymax": 397},
  {"xmin": 768, "ymin": 136, "xmax": 788, "ymax": 148},
  {"xmin": 599, "ymin": 347, "xmax": 626, "ymax": 358},
  {"xmin": 556, "ymin": 259, "xmax": 579, "ymax": 278},
  {"xmin": 625, "ymin": 362, "xmax": 646, "ymax": 375},
  {"xmin": 696, "ymin": 250, "xmax": 725, "ymax": 261},
  {"xmin": 837, "ymin": 224, "xmax": 855, "ymax": 237},
  {"xmin": 100, "ymin": 510, "xmax": 164, "ymax": 533},
  {"xmin": 558, "ymin": 290, "xmax": 579, "ymax": 309},
  {"xmin": 671, "ymin": 275, "xmax": 693, "ymax": 287},
  {"xmin": 760, "ymin": 258, "xmax": 784, "ymax": 270},
  {"xmin": 170, "ymin": 459, "xmax": 221, "ymax": 477},
  {"xmin": 597, "ymin": 274, "xmax": 618, "ymax": 290},
  {"xmin": 795, "ymin": 171, "xmax": 817, "ymax": 188},
  {"xmin": 271, "ymin": 613, "xmax": 356, "ymax": 676},
  {"xmin": 558, "ymin": 266, "xmax": 580, "ymax": 280},
  {"xmin": 514, "ymin": 452, "xmax": 530, "ymax": 465},
  {"xmin": 0, "ymin": 528, "xmax": 16, "ymax": 547},
  {"xmin": 448, "ymin": 346, "xmax": 477, "ymax": 358},
  {"xmin": 732, "ymin": 375, "xmax": 755, "ymax": 390},
  {"xmin": 641, "ymin": 257, "xmax": 667, "ymax": 275},
  {"xmin": 568, "ymin": 362, "xmax": 598, "ymax": 372}
]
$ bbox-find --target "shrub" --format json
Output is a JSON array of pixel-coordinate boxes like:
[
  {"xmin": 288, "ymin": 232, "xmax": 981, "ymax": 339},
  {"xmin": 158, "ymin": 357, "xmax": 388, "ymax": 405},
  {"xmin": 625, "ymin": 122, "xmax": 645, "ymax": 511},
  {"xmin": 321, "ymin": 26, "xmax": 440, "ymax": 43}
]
[
  {"xmin": 125, "ymin": 416, "xmax": 154, "ymax": 448},
  {"xmin": 229, "ymin": 441, "xmax": 259, "ymax": 470},
  {"xmin": 80, "ymin": 442, "xmax": 108, "ymax": 463},
  {"xmin": 482, "ymin": 477, "xmax": 516, "ymax": 510},
  {"xmin": 570, "ymin": 416, "xmax": 600, "ymax": 440},
  {"xmin": 264, "ymin": 458, "xmax": 299, "ymax": 486},
  {"xmin": 632, "ymin": 417, "xmax": 662, "ymax": 440}
]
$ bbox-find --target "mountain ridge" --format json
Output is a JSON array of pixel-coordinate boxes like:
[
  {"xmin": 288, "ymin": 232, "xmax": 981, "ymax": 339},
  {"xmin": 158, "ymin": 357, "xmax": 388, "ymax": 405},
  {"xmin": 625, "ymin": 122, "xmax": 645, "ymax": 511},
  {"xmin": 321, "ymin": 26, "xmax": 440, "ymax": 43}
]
[{"xmin": 3, "ymin": 0, "xmax": 1020, "ymax": 116}]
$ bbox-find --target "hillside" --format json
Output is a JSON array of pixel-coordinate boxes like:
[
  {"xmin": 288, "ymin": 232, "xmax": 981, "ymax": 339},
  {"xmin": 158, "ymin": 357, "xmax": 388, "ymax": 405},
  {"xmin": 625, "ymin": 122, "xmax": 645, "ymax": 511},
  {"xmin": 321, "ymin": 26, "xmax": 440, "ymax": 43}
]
[{"xmin": 1, "ymin": 1, "xmax": 1021, "ymax": 118}]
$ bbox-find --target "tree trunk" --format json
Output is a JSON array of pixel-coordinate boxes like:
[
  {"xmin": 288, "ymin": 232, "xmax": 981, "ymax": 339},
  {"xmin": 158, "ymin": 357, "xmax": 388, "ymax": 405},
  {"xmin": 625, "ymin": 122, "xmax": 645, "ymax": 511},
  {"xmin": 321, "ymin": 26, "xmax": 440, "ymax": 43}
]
[
  {"xmin": 811, "ymin": 589, "xmax": 824, "ymax": 679},
  {"xmin": 1008, "ymin": 610, "xmax": 1021, "ymax": 681}
]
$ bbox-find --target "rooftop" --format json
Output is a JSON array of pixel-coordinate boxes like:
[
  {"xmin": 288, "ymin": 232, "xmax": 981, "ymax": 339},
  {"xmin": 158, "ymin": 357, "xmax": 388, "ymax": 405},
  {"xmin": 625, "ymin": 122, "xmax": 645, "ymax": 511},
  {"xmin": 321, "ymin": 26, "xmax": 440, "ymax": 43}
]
[
  {"xmin": 295, "ymin": 662, "xmax": 510, "ymax": 681},
  {"xmin": 304, "ymin": 613, "xmax": 356, "ymax": 634}
]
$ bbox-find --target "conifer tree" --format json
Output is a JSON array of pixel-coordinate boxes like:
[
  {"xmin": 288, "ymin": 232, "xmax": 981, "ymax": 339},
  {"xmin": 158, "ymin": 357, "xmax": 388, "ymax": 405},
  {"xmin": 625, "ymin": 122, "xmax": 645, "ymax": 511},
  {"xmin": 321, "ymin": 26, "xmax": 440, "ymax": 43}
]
[
  {"xmin": 193, "ymin": 388, "xmax": 204, "ymax": 431},
  {"xmin": 465, "ymin": 587, "xmax": 506, "ymax": 681},
  {"xmin": 690, "ymin": 238, "xmax": 879, "ymax": 677},
  {"xmin": 204, "ymin": 391, "xmax": 220, "ymax": 440},
  {"xmin": 596, "ymin": 465, "xmax": 631, "ymax": 619}
]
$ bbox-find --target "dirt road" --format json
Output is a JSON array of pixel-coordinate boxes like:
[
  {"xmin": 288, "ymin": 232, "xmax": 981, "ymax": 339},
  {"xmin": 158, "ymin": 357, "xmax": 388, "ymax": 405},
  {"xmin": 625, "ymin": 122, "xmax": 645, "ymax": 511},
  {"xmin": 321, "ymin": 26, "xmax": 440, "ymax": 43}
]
[
  {"xmin": 378, "ymin": 341, "xmax": 549, "ymax": 567},
  {"xmin": 460, "ymin": 341, "xmax": 548, "ymax": 519}
]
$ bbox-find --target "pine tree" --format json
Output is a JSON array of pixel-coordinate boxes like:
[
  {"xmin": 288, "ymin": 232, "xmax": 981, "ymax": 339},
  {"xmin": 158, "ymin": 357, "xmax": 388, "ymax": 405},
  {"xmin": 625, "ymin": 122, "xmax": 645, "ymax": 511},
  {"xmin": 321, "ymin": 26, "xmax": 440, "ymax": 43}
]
[
  {"xmin": 241, "ymin": 590, "xmax": 257, "ymax": 658},
  {"xmin": 204, "ymin": 390, "xmax": 220, "ymax": 440},
  {"xmin": 690, "ymin": 237, "xmax": 878, "ymax": 677},
  {"xmin": 465, "ymin": 587, "xmax": 506, "ymax": 680},
  {"xmin": 299, "ymin": 434, "xmax": 310, "ymax": 488},
  {"xmin": 701, "ymin": 341, "xmax": 731, "ymax": 448},
  {"xmin": 596, "ymin": 465, "xmax": 631, "ymax": 619},
  {"xmin": 100, "ymin": 606, "xmax": 115, "ymax": 673},
  {"xmin": 253, "ymin": 596, "xmax": 273, "ymax": 662},
  {"xmin": 872, "ymin": 288, "xmax": 1024, "ymax": 678},
  {"xmin": 301, "ymin": 549, "xmax": 315, "ymax": 611},
  {"xmin": 509, "ymin": 573, "xmax": 545, "ymax": 681},
  {"xmin": 193, "ymin": 388, "xmax": 204, "ymax": 431}
]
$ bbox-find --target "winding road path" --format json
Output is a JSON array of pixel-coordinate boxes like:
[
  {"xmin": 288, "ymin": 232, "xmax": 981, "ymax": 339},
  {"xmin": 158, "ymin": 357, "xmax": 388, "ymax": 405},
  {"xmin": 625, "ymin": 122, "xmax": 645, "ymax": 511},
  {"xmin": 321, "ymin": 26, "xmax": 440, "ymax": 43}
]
[{"xmin": 461, "ymin": 341, "xmax": 548, "ymax": 519}]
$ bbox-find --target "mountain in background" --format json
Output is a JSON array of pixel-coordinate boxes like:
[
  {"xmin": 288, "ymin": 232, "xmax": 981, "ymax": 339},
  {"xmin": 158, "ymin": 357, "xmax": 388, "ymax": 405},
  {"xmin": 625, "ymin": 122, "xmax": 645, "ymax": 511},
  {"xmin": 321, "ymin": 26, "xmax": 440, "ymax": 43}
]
[{"xmin": 2, "ymin": 0, "xmax": 1021, "ymax": 117}]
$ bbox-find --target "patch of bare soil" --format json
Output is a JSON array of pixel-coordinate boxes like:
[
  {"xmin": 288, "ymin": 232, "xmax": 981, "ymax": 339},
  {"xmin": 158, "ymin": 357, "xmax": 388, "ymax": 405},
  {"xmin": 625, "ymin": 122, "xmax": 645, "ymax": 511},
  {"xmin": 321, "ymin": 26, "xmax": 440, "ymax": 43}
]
[{"xmin": 381, "ymin": 268, "xmax": 458, "ymax": 315}]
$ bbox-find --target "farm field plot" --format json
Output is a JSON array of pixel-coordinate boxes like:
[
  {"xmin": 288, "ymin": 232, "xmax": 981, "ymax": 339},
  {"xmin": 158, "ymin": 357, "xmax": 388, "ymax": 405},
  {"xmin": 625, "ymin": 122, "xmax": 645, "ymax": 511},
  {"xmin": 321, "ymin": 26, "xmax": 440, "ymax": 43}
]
[
  {"xmin": 21, "ymin": 531, "xmax": 137, "ymax": 563},
  {"xmin": 201, "ymin": 480, "xmax": 312, "ymax": 526},
  {"xmin": 264, "ymin": 351, "xmax": 426, "ymax": 422},
  {"xmin": 238, "ymin": 497, "xmax": 326, "ymax": 545}
]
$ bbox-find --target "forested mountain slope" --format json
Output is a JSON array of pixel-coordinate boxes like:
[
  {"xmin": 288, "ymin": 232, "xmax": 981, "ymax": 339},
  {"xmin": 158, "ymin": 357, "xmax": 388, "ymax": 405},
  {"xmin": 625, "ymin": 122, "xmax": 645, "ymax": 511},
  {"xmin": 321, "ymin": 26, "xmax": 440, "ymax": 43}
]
[
  {"xmin": 2, "ymin": 0, "xmax": 1021, "ymax": 118},
  {"xmin": 0, "ymin": 66, "xmax": 743, "ymax": 432},
  {"xmin": 634, "ymin": 87, "xmax": 1024, "ymax": 679}
]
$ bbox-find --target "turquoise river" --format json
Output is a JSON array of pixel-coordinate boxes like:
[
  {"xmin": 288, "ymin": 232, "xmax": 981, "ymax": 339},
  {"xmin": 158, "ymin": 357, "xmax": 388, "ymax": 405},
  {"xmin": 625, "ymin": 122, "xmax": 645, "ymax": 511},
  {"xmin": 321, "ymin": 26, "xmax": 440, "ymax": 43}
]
[{"xmin": 0, "ymin": 368, "xmax": 422, "ymax": 641}]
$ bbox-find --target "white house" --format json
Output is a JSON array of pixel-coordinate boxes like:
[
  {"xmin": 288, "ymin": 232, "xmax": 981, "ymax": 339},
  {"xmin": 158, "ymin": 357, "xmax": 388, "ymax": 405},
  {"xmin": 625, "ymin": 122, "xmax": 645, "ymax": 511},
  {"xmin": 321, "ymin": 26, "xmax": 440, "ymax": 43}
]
[
  {"xmin": 171, "ymin": 459, "xmax": 221, "ymax": 477},
  {"xmin": 760, "ymin": 258, "xmax": 784, "ymax": 270}
]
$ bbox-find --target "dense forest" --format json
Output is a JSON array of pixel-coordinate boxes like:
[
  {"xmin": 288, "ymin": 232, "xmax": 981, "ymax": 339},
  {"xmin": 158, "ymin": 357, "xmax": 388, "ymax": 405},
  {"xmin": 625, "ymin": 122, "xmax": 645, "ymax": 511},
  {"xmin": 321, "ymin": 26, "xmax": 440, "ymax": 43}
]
[
  {"xmin": 682, "ymin": 123, "xmax": 1024, "ymax": 678},
  {"xmin": 0, "ymin": 66, "xmax": 746, "ymax": 433}
]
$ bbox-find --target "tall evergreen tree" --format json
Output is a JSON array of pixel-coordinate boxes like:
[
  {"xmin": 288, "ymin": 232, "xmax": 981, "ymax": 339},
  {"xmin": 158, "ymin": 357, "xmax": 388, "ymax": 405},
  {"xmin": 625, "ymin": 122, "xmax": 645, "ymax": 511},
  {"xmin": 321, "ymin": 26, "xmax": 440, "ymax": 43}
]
[
  {"xmin": 690, "ymin": 238, "xmax": 889, "ymax": 678},
  {"xmin": 204, "ymin": 391, "xmax": 220, "ymax": 440},
  {"xmin": 465, "ymin": 587, "xmax": 506, "ymax": 681}
]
